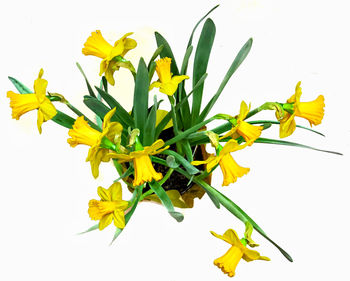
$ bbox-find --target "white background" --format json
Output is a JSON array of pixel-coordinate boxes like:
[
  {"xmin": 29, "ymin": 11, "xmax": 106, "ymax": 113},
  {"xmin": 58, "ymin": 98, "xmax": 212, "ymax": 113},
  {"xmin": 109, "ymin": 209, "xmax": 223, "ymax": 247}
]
[{"xmin": 1, "ymin": 0, "xmax": 349, "ymax": 280}]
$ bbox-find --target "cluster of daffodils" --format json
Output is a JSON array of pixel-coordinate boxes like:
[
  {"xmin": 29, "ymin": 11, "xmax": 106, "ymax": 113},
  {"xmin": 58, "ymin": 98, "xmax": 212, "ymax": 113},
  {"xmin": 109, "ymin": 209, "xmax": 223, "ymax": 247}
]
[{"xmin": 6, "ymin": 6, "xmax": 334, "ymax": 278}]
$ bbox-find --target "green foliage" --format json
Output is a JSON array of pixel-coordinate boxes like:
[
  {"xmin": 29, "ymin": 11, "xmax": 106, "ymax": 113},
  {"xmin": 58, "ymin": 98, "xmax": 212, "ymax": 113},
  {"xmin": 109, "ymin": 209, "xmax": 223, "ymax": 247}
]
[{"xmin": 133, "ymin": 58, "xmax": 149, "ymax": 141}]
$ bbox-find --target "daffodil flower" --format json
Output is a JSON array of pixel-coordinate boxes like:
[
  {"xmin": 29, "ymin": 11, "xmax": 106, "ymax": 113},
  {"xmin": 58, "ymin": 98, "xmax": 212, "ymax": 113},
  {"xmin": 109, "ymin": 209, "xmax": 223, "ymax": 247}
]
[
  {"xmin": 88, "ymin": 182, "xmax": 129, "ymax": 230},
  {"xmin": 82, "ymin": 30, "xmax": 137, "ymax": 85},
  {"xmin": 67, "ymin": 107, "xmax": 123, "ymax": 178},
  {"xmin": 149, "ymin": 57, "xmax": 189, "ymax": 96},
  {"xmin": 279, "ymin": 81, "xmax": 325, "ymax": 138},
  {"xmin": 211, "ymin": 229, "xmax": 270, "ymax": 277},
  {"xmin": 7, "ymin": 69, "xmax": 57, "ymax": 134},
  {"xmin": 221, "ymin": 101, "xmax": 263, "ymax": 145},
  {"xmin": 109, "ymin": 139, "xmax": 169, "ymax": 186},
  {"xmin": 192, "ymin": 139, "xmax": 249, "ymax": 186}
]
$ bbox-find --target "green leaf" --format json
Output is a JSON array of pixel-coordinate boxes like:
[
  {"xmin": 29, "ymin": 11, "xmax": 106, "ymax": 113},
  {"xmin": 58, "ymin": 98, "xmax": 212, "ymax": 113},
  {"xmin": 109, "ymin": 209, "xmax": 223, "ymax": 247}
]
[
  {"xmin": 143, "ymin": 95, "xmax": 158, "ymax": 145},
  {"xmin": 78, "ymin": 223, "xmax": 99, "ymax": 235},
  {"xmin": 76, "ymin": 62, "xmax": 96, "ymax": 98},
  {"xmin": 83, "ymin": 95, "xmax": 110, "ymax": 121},
  {"xmin": 191, "ymin": 18, "xmax": 216, "ymax": 125},
  {"xmin": 94, "ymin": 86, "xmax": 134, "ymax": 128},
  {"xmin": 155, "ymin": 32, "xmax": 179, "ymax": 75},
  {"xmin": 148, "ymin": 61, "xmax": 157, "ymax": 82},
  {"xmin": 148, "ymin": 181, "xmax": 184, "ymax": 222},
  {"xmin": 248, "ymin": 120, "xmax": 325, "ymax": 137},
  {"xmin": 133, "ymin": 58, "xmax": 149, "ymax": 140},
  {"xmin": 255, "ymin": 137, "xmax": 342, "ymax": 155},
  {"xmin": 161, "ymin": 150, "xmax": 200, "ymax": 175},
  {"xmin": 51, "ymin": 110, "xmax": 75, "ymax": 129},
  {"xmin": 193, "ymin": 178, "xmax": 220, "ymax": 209},
  {"xmin": 178, "ymin": 45, "xmax": 193, "ymax": 128},
  {"xmin": 186, "ymin": 5, "xmax": 219, "ymax": 48},
  {"xmin": 197, "ymin": 38, "xmax": 253, "ymax": 123},
  {"xmin": 148, "ymin": 44, "xmax": 164, "ymax": 67},
  {"xmin": 113, "ymin": 166, "xmax": 134, "ymax": 183},
  {"xmin": 8, "ymin": 76, "xmax": 33, "ymax": 94}
]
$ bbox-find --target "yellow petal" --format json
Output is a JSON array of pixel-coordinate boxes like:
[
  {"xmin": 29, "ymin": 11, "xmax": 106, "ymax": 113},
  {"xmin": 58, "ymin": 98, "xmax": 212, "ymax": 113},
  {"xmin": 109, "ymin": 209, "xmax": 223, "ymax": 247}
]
[
  {"xmin": 211, "ymin": 229, "xmax": 241, "ymax": 246},
  {"xmin": 242, "ymin": 248, "xmax": 270, "ymax": 262},
  {"xmin": 155, "ymin": 109, "xmax": 173, "ymax": 130},
  {"xmin": 97, "ymin": 186, "xmax": 111, "ymax": 201},
  {"xmin": 99, "ymin": 213, "xmax": 113, "ymax": 230},
  {"xmin": 113, "ymin": 209, "xmax": 126, "ymax": 229},
  {"xmin": 149, "ymin": 81, "xmax": 162, "ymax": 91},
  {"xmin": 279, "ymin": 113, "xmax": 296, "ymax": 138},
  {"xmin": 238, "ymin": 101, "xmax": 250, "ymax": 120},
  {"xmin": 108, "ymin": 182, "xmax": 123, "ymax": 201},
  {"xmin": 33, "ymin": 69, "xmax": 48, "ymax": 102},
  {"xmin": 236, "ymin": 121, "xmax": 263, "ymax": 146}
]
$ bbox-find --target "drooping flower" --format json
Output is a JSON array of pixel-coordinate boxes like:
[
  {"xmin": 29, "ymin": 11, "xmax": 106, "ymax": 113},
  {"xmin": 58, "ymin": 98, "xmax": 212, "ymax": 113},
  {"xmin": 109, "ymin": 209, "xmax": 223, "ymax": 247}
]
[
  {"xmin": 67, "ymin": 107, "xmax": 123, "ymax": 178},
  {"xmin": 82, "ymin": 30, "xmax": 137, "ymax": 85},
  {"xmin": 109, "ymin": 139, "xmax": 169, "ymax": 186},
  {"xmin": 221, "ymin": 101, "xmax": 263, "ymax": 146},
  {"xmin": 279, "ymin": 81, "xmax": 325, "ymax": 138},
  {"xmin": 7, "ymin": 69, "xmax": 57, "ymax": 134},
  {"xmin": 88, "ymin": 182, "xmax": 129, "ymax": 230},
  {"xmin": 192, "ymin": 139, "xmax": 249, "ymax": 186},
  {"xmin": 211, "ymin": 229, "xmax": 270, "ymax": 277},
  {"xmin": 149, "ymin": 57, "xmax": 189, "ymax": 96}
]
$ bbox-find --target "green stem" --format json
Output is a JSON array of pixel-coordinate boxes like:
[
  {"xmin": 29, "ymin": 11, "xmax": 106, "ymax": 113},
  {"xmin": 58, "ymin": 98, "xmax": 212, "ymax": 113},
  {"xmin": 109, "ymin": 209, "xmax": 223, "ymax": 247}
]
[
  {"xmin": 159, "ymin": 168, "xmax": 174, "ymax": 185},
  {"xmin": 140, "ymin": 188, "xmax": 154, "ymax": 201}
]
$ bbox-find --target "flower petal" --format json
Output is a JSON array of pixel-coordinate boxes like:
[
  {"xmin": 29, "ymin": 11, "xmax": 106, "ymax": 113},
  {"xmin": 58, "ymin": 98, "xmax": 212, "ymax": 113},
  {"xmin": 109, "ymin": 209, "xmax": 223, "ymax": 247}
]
[{"xmin": 99, "ymin": 213, "xmax": 113, "ymax": 230}]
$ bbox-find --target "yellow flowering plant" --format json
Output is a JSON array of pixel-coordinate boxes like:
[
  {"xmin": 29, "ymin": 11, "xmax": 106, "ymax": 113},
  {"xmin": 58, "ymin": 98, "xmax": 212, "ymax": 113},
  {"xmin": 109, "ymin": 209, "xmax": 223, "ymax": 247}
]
[{"xmin": 5, "ymin": 5, "xmax": 341, "ymax": 279}]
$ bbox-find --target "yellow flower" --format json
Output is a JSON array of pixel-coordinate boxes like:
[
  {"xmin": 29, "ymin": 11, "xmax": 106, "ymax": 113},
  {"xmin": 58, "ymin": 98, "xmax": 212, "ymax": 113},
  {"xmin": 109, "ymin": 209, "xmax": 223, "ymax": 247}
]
[
  {"xmin": 211, "ymin": 229, "xmax": 270, "ymax": 277},
  {"xmin": 192, "ymin": 140, "xmax": 249, "ymax": 186},
  {"xmin": 221, "ymin": 101, "xmax": 263, "ymax": 146},
  {"xmin": 7, "ymin": 69, "xmax": 57, "ymax": 134},
  {"xmin": 88, "ymin": 182, "xmax": 129, "ymax": 230},
  {"xmin": 82, "ymin": 30, "xmax": 137, "ymax": 85},
  {"xmin": 109, "ymin": 139, "xmax": 169, "ymax": 186},
  {"xmin": 67, "ymin": 107, "xmax": 123, "ymax": 178},
  {"xmin": 279, "ymin": 81, "xmax": 325, "ymax": 138},
  {"xmin": 149, "ymin": 57, "xmax": 189, "ymax": 96}
]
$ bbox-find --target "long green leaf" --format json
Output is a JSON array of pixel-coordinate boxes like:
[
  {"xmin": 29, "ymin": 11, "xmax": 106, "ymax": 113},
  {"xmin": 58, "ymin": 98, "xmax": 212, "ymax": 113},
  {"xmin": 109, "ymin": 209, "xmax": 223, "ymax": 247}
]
[
  {"xmin": 51, "ymin": 110, "xmax": 75, "ymax": 129},
  {"xmin": 76, "ymin": 62, "xmax": 96, "ymax": 98},
  {"xmin": 191, "ymin": 18, "xmax": 216, "ymax": 125},
  {"xmin": 255, "ymin": 138, "xmax": 342, "ymax": 155},
  {"xmin": 143, "ymin": 96, "xmax": 158, "ymax": 146},
  {"xmin": 83, "ymin": 96, "xmax": 110, "ymax": 120},
  {"xmin": 248, "ymin": 120, "xmax": 325, "ymax": 136},
  {"xmin": 155, "ymin": 32, "xmax": 179, "ymax": 75},
  {"xmin": 133, "ymin": 58, "xmax": 149, "ymax": 140},
  {"xmin": 178, "ymin": 45, "xmax": 193, "ymax": 128},
  {"xmin": 78, "ymin": 223, "xmax": 99, "ymax": 235},
  {"xmin": 186, "ymin": 5, "xmax": 219, "ymax": 48},
  {"xmin": 8, "ymin": 76, "xmax": 33, "ymax": 94},
  {"xmin": 148, "ymin": 44, "xmax": 164, "ymax": 67},
  {"xmin": 148, "ymin": 181, "xmax": 184, "ymax": 222},
  {"xmin": 94, "ymin": 86, "xmax": 134, "ymax": 128},
  {"xmin": 197, "ymin": 38, "xmax": 253, "ymax": 123},
  {"xmin": 161, "ymin": 150, "xmax": 200, "ymax": 175}
]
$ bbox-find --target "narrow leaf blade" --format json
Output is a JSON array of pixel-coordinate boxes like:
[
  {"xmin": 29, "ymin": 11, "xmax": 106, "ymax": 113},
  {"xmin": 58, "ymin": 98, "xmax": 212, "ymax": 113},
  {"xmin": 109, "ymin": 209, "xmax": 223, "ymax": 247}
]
[{"xmin": 198, "ymin": 38, "xmax": 253, "ymax": 123}]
